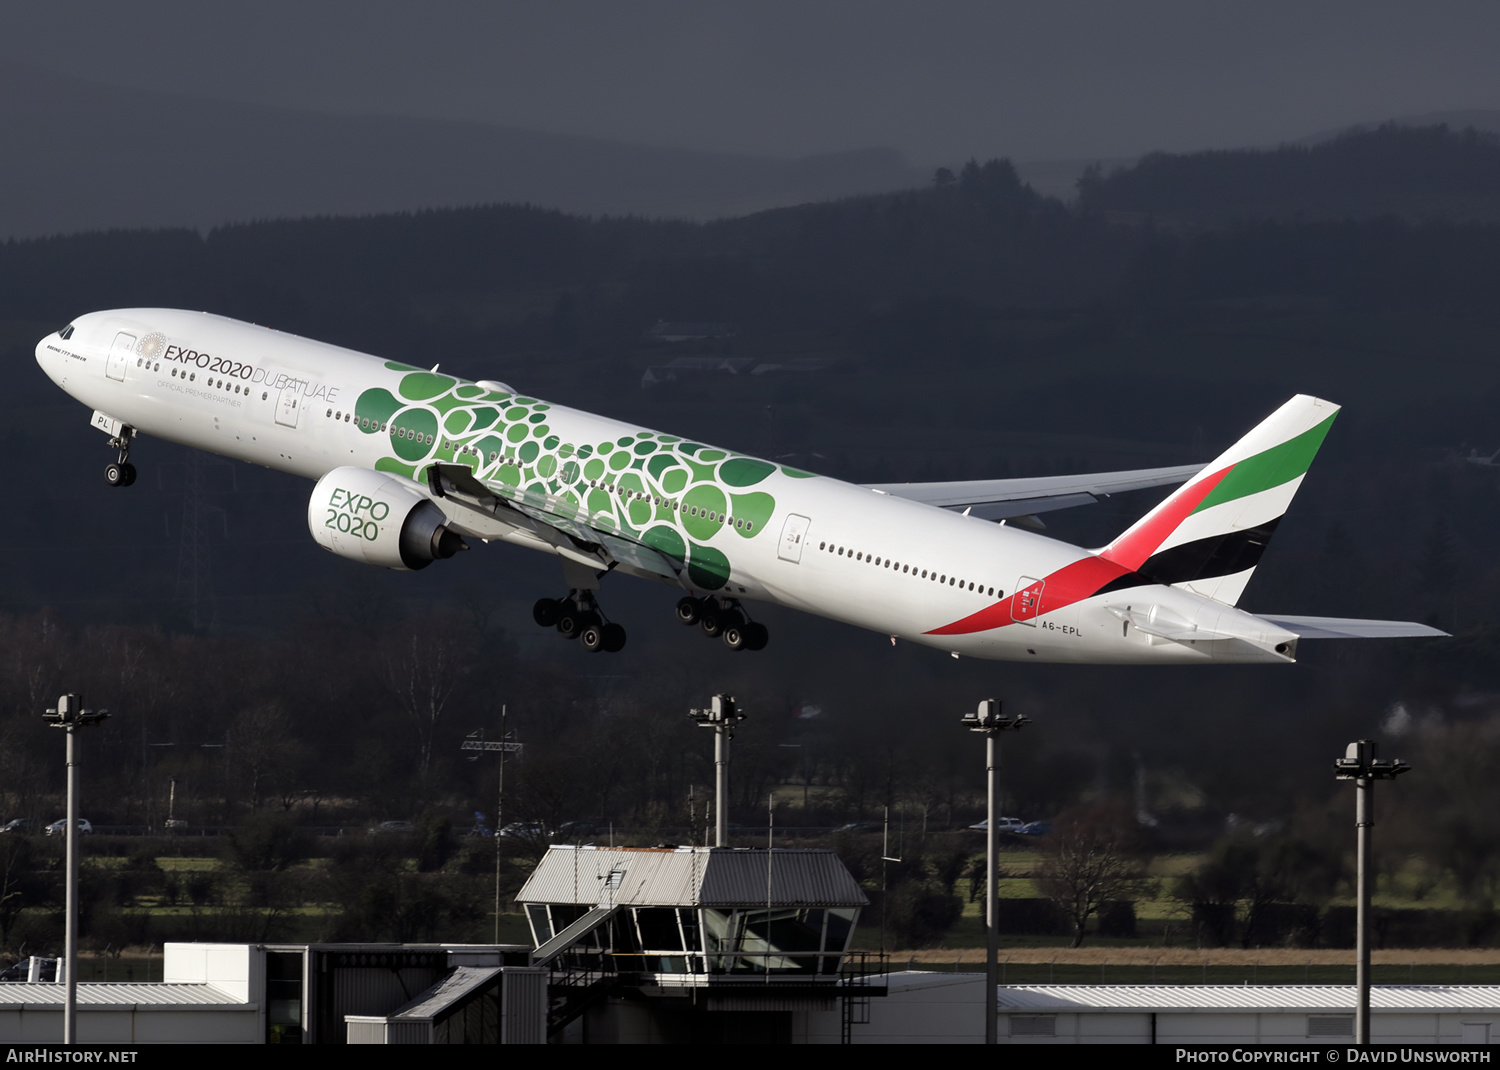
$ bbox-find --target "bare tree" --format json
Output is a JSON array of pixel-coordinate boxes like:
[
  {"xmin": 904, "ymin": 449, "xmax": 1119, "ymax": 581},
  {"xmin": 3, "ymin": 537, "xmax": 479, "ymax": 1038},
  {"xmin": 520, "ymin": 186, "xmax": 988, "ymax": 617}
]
[
  {"xmin": 381, "ymin": 612, "xmax": 473, "ymax": 774},
  {"xmin": 231, "ymin": 702, "xmax": 304, "ymax": 813},
  {"xmin": 1038, "ymin": 802, "xmax": 1152, "ymax": 948}
]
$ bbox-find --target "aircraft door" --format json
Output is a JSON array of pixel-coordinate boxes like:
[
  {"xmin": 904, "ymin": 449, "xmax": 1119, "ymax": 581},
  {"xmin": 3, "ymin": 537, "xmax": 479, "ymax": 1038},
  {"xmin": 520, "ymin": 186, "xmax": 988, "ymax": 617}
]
[
  {"xmin": 778, "ymin": 514, "xmax": 811, "ymax": 563},
  {"xmin": 105, "ymin": 332, "xmax": 136, "ymax": 382},
  {"xmin": 275, "ymin": 383, "xmax": 302, "ymax": 428},
  {"xmin": 1011, "ymin": 576, "xmax": 1044, "ymax": 625}
]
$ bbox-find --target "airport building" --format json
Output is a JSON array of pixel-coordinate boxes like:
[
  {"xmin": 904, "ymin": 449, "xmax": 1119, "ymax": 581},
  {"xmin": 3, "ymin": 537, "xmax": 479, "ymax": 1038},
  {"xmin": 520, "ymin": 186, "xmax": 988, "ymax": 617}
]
[
  {"xmin": 1, "ymin": 843, "xmax": 1497, "ymax": 1044},
  {"xmin": 517, "ymin": 844, "xmax": 879, "ymax": 1043},
  {"xmin": 993, "ymin": 984, "xmax": 1500, "ymax": 1045}
]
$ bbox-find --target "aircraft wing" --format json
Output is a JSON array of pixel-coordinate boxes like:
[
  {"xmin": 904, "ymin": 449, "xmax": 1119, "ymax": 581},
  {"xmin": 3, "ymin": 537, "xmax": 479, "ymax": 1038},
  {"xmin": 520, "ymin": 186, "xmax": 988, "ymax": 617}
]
[
  {"xmin": 424, "ymin": 463, "xmax": 684, "ymax": 585},
  {"xmin": 1254, "ymin": 615, "xmax": 1449, "ymax": 640},
  {"xmin": 864, "ymin": 464, "xmax": 1204, "ymax": 521}
]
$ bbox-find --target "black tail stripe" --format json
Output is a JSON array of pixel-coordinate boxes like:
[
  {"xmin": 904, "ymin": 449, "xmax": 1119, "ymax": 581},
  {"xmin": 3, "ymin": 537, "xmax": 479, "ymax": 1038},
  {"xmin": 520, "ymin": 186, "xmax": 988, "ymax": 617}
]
[
  {"xmin": 1093, "ymin": 571, "xmax": 1155, "ymax": 597},
  {"xmin": 1138, "ymin": 518, "xmax": 1282, "ymax": 586}
]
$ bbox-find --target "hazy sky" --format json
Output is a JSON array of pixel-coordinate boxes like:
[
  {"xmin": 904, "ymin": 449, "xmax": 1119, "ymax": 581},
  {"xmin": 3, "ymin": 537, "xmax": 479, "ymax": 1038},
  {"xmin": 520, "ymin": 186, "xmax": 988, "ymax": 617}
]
[{"xmin": 6, "ymin": 1, "xmax": 1500, "ymax": 163}]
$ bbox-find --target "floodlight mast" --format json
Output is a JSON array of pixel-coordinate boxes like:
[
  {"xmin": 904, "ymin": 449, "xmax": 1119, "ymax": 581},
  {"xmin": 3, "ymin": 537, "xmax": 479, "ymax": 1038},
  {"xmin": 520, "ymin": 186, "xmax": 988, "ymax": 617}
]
[
  {"xmin": 689, "ymin": 695, "xmax": 745, "ymax": 848},
  {"xmin": 43, "ymin": 694, "xmax": 109, "ymax": 1046},
  {"xmin": 962, "ymin": 698, "xmax": 1029, "ymax": 1046},
  {"xmin": 1334, "ymin": 738, "xmax": 1410, "ymax": 1046}
]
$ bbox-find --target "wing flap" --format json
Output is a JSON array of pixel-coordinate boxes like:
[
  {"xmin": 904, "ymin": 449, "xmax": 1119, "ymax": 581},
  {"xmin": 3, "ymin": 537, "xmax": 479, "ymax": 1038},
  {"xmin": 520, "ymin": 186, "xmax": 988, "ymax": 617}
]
[{"xmin": 425, "ymin": 462, "xmax": 685, "ymax": 585}]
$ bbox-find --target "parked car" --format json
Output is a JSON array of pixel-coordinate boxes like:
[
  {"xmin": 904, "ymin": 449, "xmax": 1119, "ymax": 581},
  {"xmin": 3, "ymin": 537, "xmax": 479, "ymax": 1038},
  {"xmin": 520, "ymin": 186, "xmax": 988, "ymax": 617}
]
[
  {"xmin": 499, "ymin": 821, "xmax": 549, "ymax": 841},
  {"xmin": 967, "ymin": 817, "xmax": 1025, "ymax": 833},
  {"xmin": 0, "ymin": 958, "xmax": 56, "ymax": 982},
  {"xmin": 44, "ymin": 819, "xmax": 93, "ymax": 837},
  {"xmin": 0, "ymin": 819, "xmax": 39, "ymax": 835},
  {"xmin": 1018, "ymin": 820, "xmax": 1052, "ymax": 836},
  {"xmin": 367, "ymin": 820, "xmax": 414, "ymax": 835}
]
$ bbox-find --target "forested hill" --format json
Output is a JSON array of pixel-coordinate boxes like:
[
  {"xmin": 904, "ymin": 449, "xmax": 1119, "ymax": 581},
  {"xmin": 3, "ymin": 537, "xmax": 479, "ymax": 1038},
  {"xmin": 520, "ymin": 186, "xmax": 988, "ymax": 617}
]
[
  {"xmin": 6, "ymin": 143, "xmax": 1500, "ymax": 368},
  {"xmin": 1078, "ymin": 123, "xmax": 1500, "ymax": 224},
  {"xmin": 0, "ymin": 126, "xmax": 1497, "ymax": 852}
]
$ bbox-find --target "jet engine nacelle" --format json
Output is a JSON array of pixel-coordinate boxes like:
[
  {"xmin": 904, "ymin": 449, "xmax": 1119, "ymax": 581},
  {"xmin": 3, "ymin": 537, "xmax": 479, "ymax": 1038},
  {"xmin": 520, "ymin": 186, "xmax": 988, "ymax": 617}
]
[{"xmin": 308, "ymin": 467, "xmax": 467, "ymax": 570}]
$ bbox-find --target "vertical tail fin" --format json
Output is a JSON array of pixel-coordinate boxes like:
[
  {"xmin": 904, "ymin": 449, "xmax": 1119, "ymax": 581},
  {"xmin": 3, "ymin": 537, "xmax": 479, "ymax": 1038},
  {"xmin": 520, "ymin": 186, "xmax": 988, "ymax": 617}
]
[{"xmin": 1100, "ymin": 395, "xmax": 1339, "ymax": 606}]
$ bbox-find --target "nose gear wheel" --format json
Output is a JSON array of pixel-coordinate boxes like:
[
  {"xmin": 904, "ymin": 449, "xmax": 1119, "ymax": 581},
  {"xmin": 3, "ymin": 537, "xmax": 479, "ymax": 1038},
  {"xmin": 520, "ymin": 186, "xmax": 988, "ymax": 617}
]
[{"xmin": 105, "ymin": 427, "xmax": 138, "ymax": 487}]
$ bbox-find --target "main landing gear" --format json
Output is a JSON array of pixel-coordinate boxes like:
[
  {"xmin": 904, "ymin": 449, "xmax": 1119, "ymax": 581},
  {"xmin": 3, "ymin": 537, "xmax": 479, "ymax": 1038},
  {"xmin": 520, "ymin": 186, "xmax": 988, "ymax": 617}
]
[
  {"xmin": 675, "ymin": 596, "xmax": 769, "ymax": 652},
  {"xmin": 104, "ymin": 427, "xmax": 137, "ymax": 487},
  {"xmin": 533, "ymin": 591, "xmax": 627, "ymax": 653}
]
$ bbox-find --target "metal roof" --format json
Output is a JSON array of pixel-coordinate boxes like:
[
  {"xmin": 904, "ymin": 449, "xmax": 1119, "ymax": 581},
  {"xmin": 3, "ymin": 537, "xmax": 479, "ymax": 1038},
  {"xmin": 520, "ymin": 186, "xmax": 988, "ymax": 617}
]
[
  {"xmin": 518, "ymin": 845, "xmax": 868, "ymax": 908},
  {"xmin": 532, "ymin": 906, "xmax": 619, "ymax": 966},
  {"xmin": 994, "ymin": 984, "xmax": 1500, "ymax": 1013},
  {"xmin": 390, "ymin": 967, "xmax": 503, "ymax": 1022},
  {"xmin": 0, "ymin": 982, "xmax": 249, "ymax": 1010}
]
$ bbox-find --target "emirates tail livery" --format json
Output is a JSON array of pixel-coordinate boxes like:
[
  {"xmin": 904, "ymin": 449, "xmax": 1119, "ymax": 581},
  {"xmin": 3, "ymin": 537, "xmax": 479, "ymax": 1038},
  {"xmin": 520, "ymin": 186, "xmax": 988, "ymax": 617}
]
[{"xmin": 37, "ymin": 309, "xmax": 1443, "ymax": 660}]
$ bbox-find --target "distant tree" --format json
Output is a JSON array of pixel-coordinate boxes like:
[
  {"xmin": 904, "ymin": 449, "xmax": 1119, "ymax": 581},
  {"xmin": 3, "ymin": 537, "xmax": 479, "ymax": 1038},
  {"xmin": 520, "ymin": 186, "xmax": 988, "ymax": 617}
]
[
  {"xmin": 1395, "ymin": 720, "xmax": 1500, "ymax": 903},
  {"xmin": 933, "ymin": 167, "xmax": 956, "ymax": 187},
  {"xmin": 1037, "ymin": 803, "xmax": 1152, "ymax": 948},
  {"xmin": 1174, "ymin": 831, "xmax": 1339, "ymax": 948},
  {"xmin": 381, "ymin": 611, "xmax": 473, "ymax": 773},
  {"xmin": 223, "ymin": 812, "xmax": 309, "ymax": 875}
]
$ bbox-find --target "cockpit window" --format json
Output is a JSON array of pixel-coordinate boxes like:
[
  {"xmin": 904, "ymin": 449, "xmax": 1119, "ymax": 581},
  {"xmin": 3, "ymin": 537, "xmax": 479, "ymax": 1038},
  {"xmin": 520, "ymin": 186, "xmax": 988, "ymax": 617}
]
[{"xmin": 59, "ymin": 325, "xmax": 75, "ymax": 340}]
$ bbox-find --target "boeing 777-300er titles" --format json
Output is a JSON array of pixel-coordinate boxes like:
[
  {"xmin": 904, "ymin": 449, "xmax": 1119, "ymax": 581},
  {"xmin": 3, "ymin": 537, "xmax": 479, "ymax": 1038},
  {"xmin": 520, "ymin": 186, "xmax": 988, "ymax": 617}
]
[{"xmin": 36, "ymin": 310, "xmax": 1443, "ymax": 661}]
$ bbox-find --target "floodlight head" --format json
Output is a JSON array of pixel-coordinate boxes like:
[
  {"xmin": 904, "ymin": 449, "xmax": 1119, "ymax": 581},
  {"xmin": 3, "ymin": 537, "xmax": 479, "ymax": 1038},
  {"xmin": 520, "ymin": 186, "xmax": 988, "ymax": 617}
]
[
  {"xmin": 43, "ymin": 693, "xmax": 108, "ymax": 729},
  {"xmin": 691, "ymin": 693, "xmax": 744, "ymax": 728},
  {"xmin": 1334, "ymin": 738, "xmax": 1412, "ymax": 781},
  {"xmin": 964, "ymin": 698, "xmax": 1030, "ymax": 734}
]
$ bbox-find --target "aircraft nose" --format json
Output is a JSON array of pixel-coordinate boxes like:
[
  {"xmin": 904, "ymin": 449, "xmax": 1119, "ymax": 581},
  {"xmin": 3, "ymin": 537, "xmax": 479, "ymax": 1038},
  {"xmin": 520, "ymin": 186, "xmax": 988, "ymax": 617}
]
[{"xmin": 35, "ymin": 328, "xmax": 68, "ymax": 386}]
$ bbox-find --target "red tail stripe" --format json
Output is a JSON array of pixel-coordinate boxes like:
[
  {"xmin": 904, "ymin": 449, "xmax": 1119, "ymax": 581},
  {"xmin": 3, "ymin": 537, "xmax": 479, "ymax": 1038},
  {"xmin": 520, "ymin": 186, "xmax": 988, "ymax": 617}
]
[
  {"xmin": 925, "ymin": 553, "xmax": 1134, "ymax": 636},
  {"xmin": 1099, "ymin": 464, "xmax": 1231, "ymax": 571}
]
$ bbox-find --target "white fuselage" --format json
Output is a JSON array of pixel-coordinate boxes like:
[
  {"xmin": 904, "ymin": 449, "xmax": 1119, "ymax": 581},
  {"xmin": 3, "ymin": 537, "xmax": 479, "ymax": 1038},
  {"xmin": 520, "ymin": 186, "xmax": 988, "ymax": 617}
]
[{"xmin": 36, "ymin": 309, "xmax": 1299, "ymax": 664}]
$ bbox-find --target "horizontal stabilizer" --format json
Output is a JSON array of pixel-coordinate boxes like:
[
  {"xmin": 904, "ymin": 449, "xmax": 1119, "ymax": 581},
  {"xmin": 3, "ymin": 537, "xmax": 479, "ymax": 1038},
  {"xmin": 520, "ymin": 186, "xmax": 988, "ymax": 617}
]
[
  {"xmin": 866, "ymin": 464, "xmax": 1203, "ymax": 520},
  {"xmin": 1256, "ymin": 615, "xmax": 1449, "ymax": 640}
]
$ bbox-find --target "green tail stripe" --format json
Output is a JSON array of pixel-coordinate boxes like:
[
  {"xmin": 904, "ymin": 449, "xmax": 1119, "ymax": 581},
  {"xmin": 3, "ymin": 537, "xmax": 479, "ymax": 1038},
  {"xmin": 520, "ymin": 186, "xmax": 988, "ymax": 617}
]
[{"xmin": 1192, "ymin": 412, "xmax": 1338, "ymax": 515}]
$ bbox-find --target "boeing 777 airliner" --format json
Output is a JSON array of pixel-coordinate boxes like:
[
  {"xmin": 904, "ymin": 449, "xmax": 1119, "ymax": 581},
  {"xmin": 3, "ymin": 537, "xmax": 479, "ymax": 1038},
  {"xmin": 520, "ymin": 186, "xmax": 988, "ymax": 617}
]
[{"xmin": 36, "ymin": 309, "xmax": 1442, "ymax": 659}]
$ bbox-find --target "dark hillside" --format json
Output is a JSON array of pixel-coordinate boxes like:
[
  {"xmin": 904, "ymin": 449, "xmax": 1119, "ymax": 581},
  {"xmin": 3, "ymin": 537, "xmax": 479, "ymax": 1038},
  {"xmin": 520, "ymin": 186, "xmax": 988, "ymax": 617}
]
[{"xmin": 1078, "ymin": 124, "xmax": 1500, "ymax": 224}]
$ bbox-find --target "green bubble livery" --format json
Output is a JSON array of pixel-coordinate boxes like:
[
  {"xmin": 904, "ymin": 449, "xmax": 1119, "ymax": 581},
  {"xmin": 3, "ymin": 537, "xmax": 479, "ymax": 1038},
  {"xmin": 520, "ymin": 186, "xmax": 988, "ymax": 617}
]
[{"xmin": 358, "ymin": 371, "xmax": 784, "ymax": 589}]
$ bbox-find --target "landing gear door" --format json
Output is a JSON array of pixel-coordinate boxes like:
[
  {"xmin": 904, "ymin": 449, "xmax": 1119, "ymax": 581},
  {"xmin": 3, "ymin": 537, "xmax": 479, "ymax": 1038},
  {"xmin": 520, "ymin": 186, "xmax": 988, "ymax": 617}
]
[
  {"xmin": 106, "ymin": 332, "xmax": 136, "ymax": 382},
  {"xmin": 778, "ymin": 514, "xmax": 811, "ymax": 563},
  {"xmin": 275, "ymin": 383, "xmax": 302, "ymax": 428},
  {"xmin": 1011, "ymin": 576, "xmax": 1044, "ymax": 626}
]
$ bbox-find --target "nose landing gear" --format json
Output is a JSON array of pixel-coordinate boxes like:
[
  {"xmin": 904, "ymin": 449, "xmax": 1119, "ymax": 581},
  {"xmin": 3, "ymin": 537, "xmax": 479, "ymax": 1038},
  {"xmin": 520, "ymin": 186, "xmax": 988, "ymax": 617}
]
[
  {"xmin": 534, "ymin": 591, "xmax": 626, "ymax": 653},
  {"xmin": 674, "ymin": 596, "xmax": 768, "ymax": 651},
  {"xmin": 104, "ymin": 427, "xmax": 137, "ymax": 487}
]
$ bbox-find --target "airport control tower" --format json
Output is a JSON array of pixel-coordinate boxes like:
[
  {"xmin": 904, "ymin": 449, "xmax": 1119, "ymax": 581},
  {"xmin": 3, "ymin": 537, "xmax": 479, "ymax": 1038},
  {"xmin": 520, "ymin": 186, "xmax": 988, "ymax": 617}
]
[{"xmin": 518, "ymin": 845, "xmax": 885, "ymax": 1043}]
